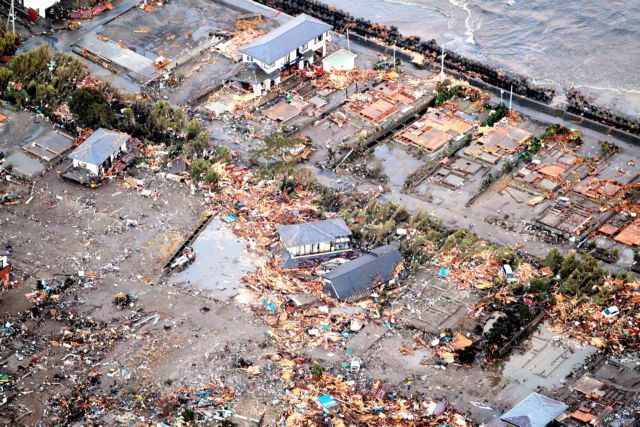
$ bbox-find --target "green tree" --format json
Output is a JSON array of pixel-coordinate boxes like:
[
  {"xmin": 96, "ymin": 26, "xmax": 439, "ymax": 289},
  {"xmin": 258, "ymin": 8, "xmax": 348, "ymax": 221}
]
[
  {"xmin": 203, "ymin": 167, "xmax": 220, "ymax": 185},
  {"xmin": 69, "ymin": 87, "xmax": 115, "ymax": 128},
  {"xmin": 186, "ymin": 119, "xmax": 202, "ymax": 139},
  {"xmin": 545, "ymin": 248, "xmax": 564, "ymax": 274},
  {"xmin": 0, "ymin": 30, "xmax": 18, "ymax": 57},
  {"xmin": 183, "ymin": 131, "xmax": 210, "ymax": 158},
  {"xmin": 558, "ymin": 252, "xmax": 578, "ymax": 279},
  {"xmin": 190, "ymin": 159, "xmax": 210, "ymax": 180}
]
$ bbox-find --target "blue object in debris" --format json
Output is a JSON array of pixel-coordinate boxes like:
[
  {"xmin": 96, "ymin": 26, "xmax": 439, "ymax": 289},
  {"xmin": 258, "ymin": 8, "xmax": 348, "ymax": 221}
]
[
  {"xmin": 318, "ymin": 394, "xmax": 338, "ymax": 410},
  {"xmin": 321, "ymin": 324, "xmax": 330, "ymax": 330},
  {"xmin": 345, "ymin": 347, "xmax": 353, "ymax": 355},
  {"xmin": 438, "ymin": 267, "xmax": 449, "ymax": 277},
  {"xmin": 264, "ymin": 299, "xmax": 276, "ymax": 311},
  {"xmin": 225, "ymin": 215, "xmax": 237, "ymax": 223}
]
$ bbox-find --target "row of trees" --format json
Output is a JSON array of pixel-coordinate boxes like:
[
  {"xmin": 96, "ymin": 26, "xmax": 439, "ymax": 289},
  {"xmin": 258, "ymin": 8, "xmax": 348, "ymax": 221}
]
[{"xmin": 0, "ymin": 45, "xmax": 214, "ymax": 163}]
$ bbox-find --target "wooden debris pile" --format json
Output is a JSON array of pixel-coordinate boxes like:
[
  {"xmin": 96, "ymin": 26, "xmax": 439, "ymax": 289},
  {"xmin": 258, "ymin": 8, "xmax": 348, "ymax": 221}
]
[
  {"xmin": 549, "ymin": 278, "xmax": 640, "ymax": 352},
  {"xmin": 278, "ymin": 372, "xmax": 471, "ymax": 426}
]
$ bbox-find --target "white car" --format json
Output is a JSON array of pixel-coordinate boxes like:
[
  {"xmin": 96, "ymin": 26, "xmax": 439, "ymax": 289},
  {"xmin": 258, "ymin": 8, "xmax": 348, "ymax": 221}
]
[
  {"xmin": 502, "ymin": 264, "xmax": 516, "ymax": 284},
  {"xmin": 602, "ymin": 306, "xmax": 620, "ymax": 319}
]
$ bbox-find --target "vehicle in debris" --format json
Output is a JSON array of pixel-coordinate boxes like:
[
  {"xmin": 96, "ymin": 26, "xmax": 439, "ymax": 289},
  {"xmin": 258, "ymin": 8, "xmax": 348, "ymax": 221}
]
[
  {"xmin": 502, "ymin": 264, "xmax": 517, "ymax": 284},
  {"xmin": 601, "ymin": 305, "xmax": 620, "ymax": 319}
]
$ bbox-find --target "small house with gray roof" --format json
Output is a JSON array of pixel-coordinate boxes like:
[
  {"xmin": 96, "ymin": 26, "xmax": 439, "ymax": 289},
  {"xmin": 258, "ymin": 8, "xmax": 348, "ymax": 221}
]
[
  {"xmin": 67, "ymin": 129, "xmax": 130, "ymax": 177},
  {"xmin": 239, "ymin": 13, "xmax": 332, "ymax": 95},
  {"xmin": 276, "ymin": 218, "xmax": 351, "ymax": 266},
  {"xmin": 497, "ymin": 393, "xmax": 568, "ymax": 427},
  {"xmin": 323, "ymin": 245, "xmax": 403, "ymax": 301}
]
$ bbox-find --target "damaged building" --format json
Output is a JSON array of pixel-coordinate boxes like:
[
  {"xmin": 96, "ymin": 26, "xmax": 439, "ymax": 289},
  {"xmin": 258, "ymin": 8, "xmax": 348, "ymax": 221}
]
[
  {"xmin": 62, "ymin": 129, "xmax": 135, "ymax": 185},
  {"xmin": 492, "ymin": 392, "xmax": 569, "ymax": 427},
  {"xmin": 237, "ymin": 13, "xmax": 332, "ymax": 95},
  {"xmin": 276, "ymin": 218, "xmax": 351, "ymax": 267},
  {"xmin": 323, "ymin": 245, "xmax": 403, "ymax": 301}
]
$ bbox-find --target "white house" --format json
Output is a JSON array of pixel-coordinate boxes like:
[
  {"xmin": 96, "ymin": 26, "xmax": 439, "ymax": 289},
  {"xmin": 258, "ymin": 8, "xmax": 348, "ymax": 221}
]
[
  {"xmin": 68, "ymin": 128, "xmax": 130, "ymax": 177},
  {"xmin": 277, "ymin": 218, "xmax": 351, "ymax": 265},
  {"xmin": 239, "ymin": 13, "xmax": 332, "ymax": 95}
]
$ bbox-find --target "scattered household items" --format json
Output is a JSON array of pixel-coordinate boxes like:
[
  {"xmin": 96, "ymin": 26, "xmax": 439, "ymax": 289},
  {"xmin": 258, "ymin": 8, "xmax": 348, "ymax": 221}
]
[{"xmin": 0, "ymin": 250, "xmax": 12, "ymax": 286}]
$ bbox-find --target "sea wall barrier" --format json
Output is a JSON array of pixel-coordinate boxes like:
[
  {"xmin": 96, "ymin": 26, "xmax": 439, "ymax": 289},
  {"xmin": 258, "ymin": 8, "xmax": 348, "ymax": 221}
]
[{"xmin": 250, "ymin": 0, "xmax": 640, "ymax": 137}]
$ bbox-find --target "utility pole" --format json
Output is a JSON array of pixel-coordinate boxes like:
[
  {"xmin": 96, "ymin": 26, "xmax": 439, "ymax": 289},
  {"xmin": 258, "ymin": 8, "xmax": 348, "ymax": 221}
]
[
  {"xmin": 500, "ymin": 89, "xmax": 504, "ymax": 105},
  {"xmin": 439, "ymin": 44, "xmax": 446, "ymax": 78},
  {"xmin": 346, "ymin": 28, "xmax": 350, "ymax": 52},
  {"xmin": 509, "ymin": 85, "xmax": 513, "ymax": 110},
  {"xmin": 393, "ymin": 44, "xmax": 396, "ymax": 65},
  {"xmin": 6, "ymin": 0, "xmax": 16, "ymax": 35}
]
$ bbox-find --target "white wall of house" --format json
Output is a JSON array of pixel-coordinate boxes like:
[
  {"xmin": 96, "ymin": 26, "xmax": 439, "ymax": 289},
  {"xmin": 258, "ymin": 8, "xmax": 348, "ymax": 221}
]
[
  {"xmin": 286, "ymin": 238, "xmax": 347, "ymax": 258},
  {"xmin": 243, "ymin": 31, "xmax": 330, "ymax": 75},
  {"xmin": 72, "ymin": 140, "xmax": 128, "ymax": 176},
  {"xmin": 72, "ymin": 160, "xmax": 101, "ymax": 176}
]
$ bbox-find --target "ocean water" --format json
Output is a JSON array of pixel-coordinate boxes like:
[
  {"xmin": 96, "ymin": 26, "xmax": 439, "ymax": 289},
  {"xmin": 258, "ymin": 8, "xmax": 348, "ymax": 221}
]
[{"xmin": 323, "ymin": 0, "xmax": 640, "ymax": 117}]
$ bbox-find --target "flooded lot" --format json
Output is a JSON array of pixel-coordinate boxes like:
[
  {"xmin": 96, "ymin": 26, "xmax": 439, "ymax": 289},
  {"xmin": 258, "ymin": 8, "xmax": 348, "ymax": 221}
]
[
  {"xmin": 373, "ymin": 142, "xmax": 422, "ymax": 188},
  {"xmin": 168, "ymin": 218, "xmax": 255, "ymax": 299}
]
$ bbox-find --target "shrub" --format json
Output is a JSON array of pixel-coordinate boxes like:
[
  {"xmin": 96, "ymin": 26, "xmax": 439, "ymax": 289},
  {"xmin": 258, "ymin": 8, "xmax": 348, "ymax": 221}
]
[
  {"xmin": 190, "ymin": 159, "xmax": 211, "ymax": 180},
  {"xmin": 69, "ymin": 87, "xmax": 115, "ymax": 128},
  {"xmin": 545, "ymin": 248, "xmax": 564, "ymax": 274}
]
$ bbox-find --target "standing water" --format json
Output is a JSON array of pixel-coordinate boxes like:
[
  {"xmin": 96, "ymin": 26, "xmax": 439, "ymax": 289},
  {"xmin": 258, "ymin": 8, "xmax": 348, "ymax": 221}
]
[{"xmin": 322, "ymin": 0, "xmax": 640, "ymax": 118}]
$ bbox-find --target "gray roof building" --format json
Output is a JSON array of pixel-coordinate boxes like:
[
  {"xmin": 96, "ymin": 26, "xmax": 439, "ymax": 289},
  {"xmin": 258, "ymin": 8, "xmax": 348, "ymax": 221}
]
[
  {"xmin": 324, "ymin": 245, "xmax": 403, "ymax": 301},
  {"xmin": 277, "ymin": 218, "xmax": 351, "ymax": 248},
  {"xmin": 240, "ymin": 13, "xmax": 332, "ymax": 65},
  {"xmin": 500, "ymin": 393, "xmax": 568, "ymax": 427},
  {"xmin": 68, "ymin": 129, "xmax": 129, "ymax": 166}
]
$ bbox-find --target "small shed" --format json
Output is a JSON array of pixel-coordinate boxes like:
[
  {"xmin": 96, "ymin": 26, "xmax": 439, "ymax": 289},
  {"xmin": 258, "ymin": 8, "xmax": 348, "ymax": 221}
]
[
  {"xmin": 324, "ymin": 245, "xmax": 403, "ymax": 301},
  {"xmin": 322, "ymin": 49, "xmax": 357, "ymax": 72},
  {"xmin": 500, "ymin": 393, "xmax": 568, "ymax": 427}
]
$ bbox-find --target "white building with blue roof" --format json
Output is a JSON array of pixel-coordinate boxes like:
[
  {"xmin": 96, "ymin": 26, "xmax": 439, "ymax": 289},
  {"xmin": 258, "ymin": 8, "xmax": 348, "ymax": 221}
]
[{"xmin": 239, "ymin": 13, "xmax": 332, "ymax": 95}]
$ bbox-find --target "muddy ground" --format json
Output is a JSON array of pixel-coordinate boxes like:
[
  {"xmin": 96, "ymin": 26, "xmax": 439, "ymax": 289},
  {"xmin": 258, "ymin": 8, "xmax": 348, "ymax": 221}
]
[{"xmin": 0, "ymin": 164, "xmax": 285, "ymax": 424}]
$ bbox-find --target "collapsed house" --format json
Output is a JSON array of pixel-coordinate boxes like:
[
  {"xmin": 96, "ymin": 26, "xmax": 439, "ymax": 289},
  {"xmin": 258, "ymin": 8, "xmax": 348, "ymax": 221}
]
[
  {"xmin": 323, "ymin": 245, "xmax": 403, "ymax": 301},
  {"xmin": 491, "ymin": 393, "xmax": 568, "ymax": 427},
  {"xmin": 276, "ymin": 218, "xmax": 351, "ymax": 268},
  {"xmin": 63, "ymin": 129, "xmax": 138, "ymax": 185},
  {"xmin": 238, "ymin": 13, "xmax": 332, "ymax": 95}
]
